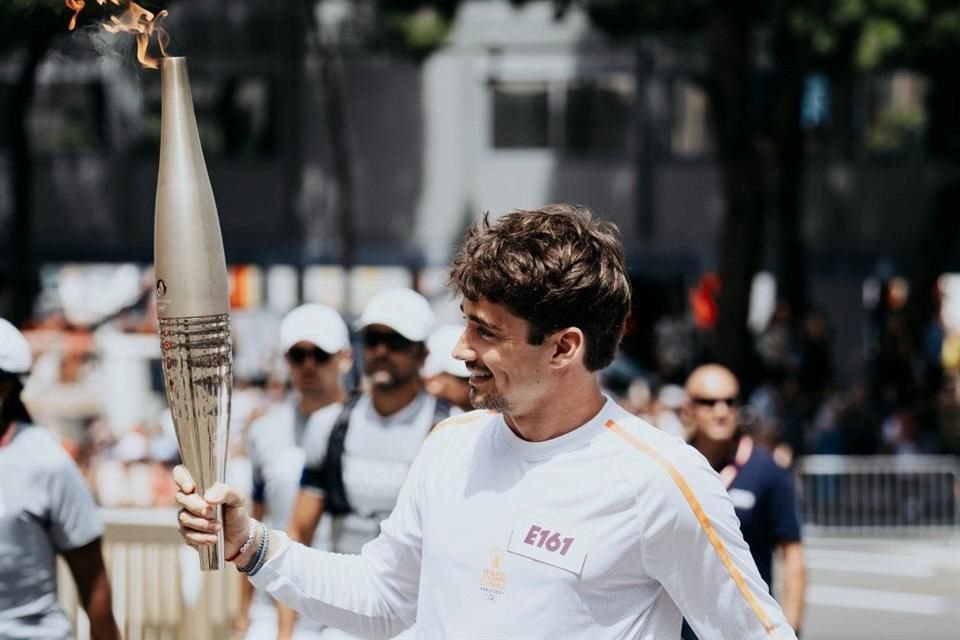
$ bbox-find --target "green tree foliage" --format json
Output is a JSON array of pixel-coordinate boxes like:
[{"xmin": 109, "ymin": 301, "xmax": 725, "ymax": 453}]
[
  {"xmin": 371, "ymin": 0, "xmax": 464, "ymax": 57},
  {"xmin": 560, "ymin": 0, "xmax": 960, "ymax": 376}
]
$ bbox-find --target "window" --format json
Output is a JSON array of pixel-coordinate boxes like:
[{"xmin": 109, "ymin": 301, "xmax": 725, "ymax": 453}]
[
  {"xmin": 491, "ymin": 77, "xmax": 635, "ymax": 156},
  {"xmin": 566, "ymin": 77, "xmax": 633, "ymax": 157},
  {"xmin": 491, "ymin": 81, "xmax": 549, "ymax": 149},
  {"xmin": 670, "ymin": 78, "xmax": 712, "ymax": 158}
]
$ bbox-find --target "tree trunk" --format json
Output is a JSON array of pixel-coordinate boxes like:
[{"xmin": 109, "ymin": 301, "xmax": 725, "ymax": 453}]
[
  {"xmin": 906, "ymin": 178, "xmax": 960, "ymax": 342},
  {"xmin": 303, "ymin": 0, "xmax": 355, "ymax": 311},
  {"xmin": 704, "ymin": 8, "xmax": 765, "ymax": 380},
  {"xmin": 769, "ymin": 45, "xmax": 807, "ymax": 319},
  {"xmin": 4, "ymin": 35, "xmax": 51, "ymax": 325}
]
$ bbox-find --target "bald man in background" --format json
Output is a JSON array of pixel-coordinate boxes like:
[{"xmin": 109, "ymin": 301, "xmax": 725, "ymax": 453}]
[{"xmin": 682, "ymin": 364, "xmax": 806, "ymax": 639}]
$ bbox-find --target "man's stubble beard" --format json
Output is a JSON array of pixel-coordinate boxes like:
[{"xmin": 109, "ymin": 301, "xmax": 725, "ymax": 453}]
[{"xmin": 469, "ymin": 387, "xmax": 509, "ymax": 413}]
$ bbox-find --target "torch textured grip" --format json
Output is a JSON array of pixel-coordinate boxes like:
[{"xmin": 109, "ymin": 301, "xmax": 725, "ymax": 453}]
[{"xmin": 159, "ymin": 314, "xmax": 232, "ymax": 571}]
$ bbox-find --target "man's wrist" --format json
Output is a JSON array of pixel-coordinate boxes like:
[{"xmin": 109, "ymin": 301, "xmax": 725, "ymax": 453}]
[
  {"xmin": 230, "ymin": 519, "xmax": 258, "ymax": 566},
  {"xmin": 237, "ymin": 522, "xmax": 271, "ymax": 576}
]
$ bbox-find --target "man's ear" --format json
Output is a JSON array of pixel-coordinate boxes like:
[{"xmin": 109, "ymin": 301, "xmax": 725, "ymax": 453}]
[
  {"xmin": 337, "ymin": 348, "xmax": 354, "ymax": 376},
  {"xmin": 549, "ymin": 327, "xmax": 585, "ymax": 369}
]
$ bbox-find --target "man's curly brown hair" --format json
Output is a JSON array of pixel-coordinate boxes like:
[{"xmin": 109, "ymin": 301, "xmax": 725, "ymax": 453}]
[{"xmin": 448, "ymin": 204, "xmax": 631, "ymax": 372}]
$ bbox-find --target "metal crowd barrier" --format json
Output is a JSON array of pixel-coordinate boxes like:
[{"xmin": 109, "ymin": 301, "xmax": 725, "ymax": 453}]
[
  {"xmin": 58, "ymin": 508, "xmax": 241, "ymax": 640},
  {"xmin": 797, "ymin": 455, "xmax": 960, "ymax": 536}
]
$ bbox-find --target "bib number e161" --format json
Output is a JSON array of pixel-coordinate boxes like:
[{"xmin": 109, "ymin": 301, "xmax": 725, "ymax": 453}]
[{"xmin": 507, "ymin": 510, "xmax": 592, "ymax": 575}]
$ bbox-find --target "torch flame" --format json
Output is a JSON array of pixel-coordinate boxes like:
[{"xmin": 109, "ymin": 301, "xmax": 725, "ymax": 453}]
[
  {"xmin": 65, "ymin": 0, "xmax": 170, "ymax": 70},
  {"xmin": 102, "ymin": 3, "xmax": 170, "ymax": 69},
  {"xmin": 66, "ymin": 0, "xmax": 85, "ymax": 31}
]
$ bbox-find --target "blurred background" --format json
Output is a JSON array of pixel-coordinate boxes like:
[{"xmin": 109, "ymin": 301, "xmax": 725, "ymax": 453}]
[{"xmin": 0, "ymin": 1, "xmax": 958, "ymax": 639}]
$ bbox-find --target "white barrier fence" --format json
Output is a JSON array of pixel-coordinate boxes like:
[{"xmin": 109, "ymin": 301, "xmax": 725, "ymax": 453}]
[
  {"xmin": 797, "ymin": 455, "xmax": 960, "ymax": 535},
  {"xmin": 58, "ymin": 508, "xmax": 241, "ymax": 640}
]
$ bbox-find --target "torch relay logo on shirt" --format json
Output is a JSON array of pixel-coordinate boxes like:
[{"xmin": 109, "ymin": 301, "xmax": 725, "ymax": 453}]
[{"xmin": 479, "ymin": 546, "xmax": 508, "ymax": 602}]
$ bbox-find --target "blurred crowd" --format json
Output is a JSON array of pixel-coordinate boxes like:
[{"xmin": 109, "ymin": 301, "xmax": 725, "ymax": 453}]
[
  {"xmin": 604, "ymin": 296, "xmax": 960, "ymax": 470},
  {"xmin": 15, "ymin": 285, "xmax": 474, "ymax": 511},
  {"xmin": 10, "ymin": 275, "xmax": 960, "ymax": 513}
]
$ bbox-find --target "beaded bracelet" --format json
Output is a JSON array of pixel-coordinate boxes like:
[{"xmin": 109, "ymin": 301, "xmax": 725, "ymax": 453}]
[
  {"xmin": 237, "ymin": 522, "xmax": 270, "ymax": 576},
  {"xmin": 225, "ymin": 521, "xmax": 256, "ymax": 563},
  {"xmin": 244, "ymin": 523, "xmax": 270, "ymax": 576},
  {"xmin": 247, "ymin": 527, "xmax": 270, "ymax": 576}
]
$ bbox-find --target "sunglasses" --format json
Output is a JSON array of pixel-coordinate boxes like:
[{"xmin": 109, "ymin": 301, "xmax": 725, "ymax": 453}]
[
  {"xmin": 691, "ymin": 396, "xmax": 738, "ymax": 408},
  {"xmin": 363, "ymin": 330, "xmax": 415, "ymax": 351},
  {"xmin": 286, "ymin": 346, "xmax": 333, "ymax": 365}
]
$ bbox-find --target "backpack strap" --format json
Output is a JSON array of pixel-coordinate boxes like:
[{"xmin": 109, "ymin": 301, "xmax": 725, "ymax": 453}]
[
  {"xmin": 314, "ymin": 394, "xmax": 452, "ymax": 517},
  {"xmin": 316, "ymin": 394, "xmax": 361, "ymax": 517}
]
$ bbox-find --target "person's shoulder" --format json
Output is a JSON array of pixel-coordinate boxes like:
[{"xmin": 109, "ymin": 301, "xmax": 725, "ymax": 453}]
[
  {"xmin": 743, "ymin": 443, "xmax": 795, "ymax": 486},
  {"xmin": 12, "ymin": 423, "xmax": 75, "ymax": 473},
  {"xmin": 426, "ymin": 409, "xmax": 498, "ymax": 444},
  {"xmin": 249, "ymin": 401, "xmax": 294, "ymax": 435},
  {"xmin": 431, "ymin": 408, "xmax": 498, "ymax": 433},
  {"xmin": 602, "ymin": 405, "xmax": 697, "ymax": 460},
  {"xmin": 307, "ymin": 400, "xmax": 345, "ymax": 425},
  {"xmin": 600, "ymin": 405, "xmax": 712, "ymax": 485},
  {"xmin": 302, "ymin": 401, "xmax": 345, "ymax": 446},
  {"xmin": 745, "ymin": 443, "xmax": 789, "ymax": 474}
]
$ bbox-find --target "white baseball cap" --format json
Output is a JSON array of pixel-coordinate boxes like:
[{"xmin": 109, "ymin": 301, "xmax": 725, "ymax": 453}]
[
  {"xmin": 0, "ymin": 318, "xmax": 32, "ymax": 375},
  {"xmin": 423, "ymin": 324, "xmax": 469, "ymax": 379},
  {"xmin": 356, "ymin": 288, "xmax": 434, "ymax": 343},
  {"xmin": 279, "ymin": 304, "xmax": 350, "ymax": 354}
]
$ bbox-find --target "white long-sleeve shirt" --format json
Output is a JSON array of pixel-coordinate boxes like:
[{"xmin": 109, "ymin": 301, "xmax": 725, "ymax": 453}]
[{"xmin": 251, "ymin": 398, "xmax": 797, "ymax": 640}]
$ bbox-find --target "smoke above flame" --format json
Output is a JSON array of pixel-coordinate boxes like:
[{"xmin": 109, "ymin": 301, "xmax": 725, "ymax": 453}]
[{"xmin": 66, "ymin": 0, "xmax": 170, "ymax": 70}]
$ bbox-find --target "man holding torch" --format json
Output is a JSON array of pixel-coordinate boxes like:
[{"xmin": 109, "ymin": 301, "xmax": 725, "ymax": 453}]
[{"xmin": 174, "ymin": 205, "xmax": 796, "ymax": 640}]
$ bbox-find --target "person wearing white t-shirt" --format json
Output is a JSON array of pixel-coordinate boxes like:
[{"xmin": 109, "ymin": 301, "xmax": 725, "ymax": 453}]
[
  {"xmin": 175, "ymin": 205, "xmax": 797, "ymax": 640},
  {"xmin": 279, "ymin": 288, "xmax": 452, "ymax": 639},
  {"xmin": 240, "ymin": 304, "xmax": 352, "ymax": 640},
  {"xmin": 0, "ymin": 318, "xmax": 119, "ymax": 640}
]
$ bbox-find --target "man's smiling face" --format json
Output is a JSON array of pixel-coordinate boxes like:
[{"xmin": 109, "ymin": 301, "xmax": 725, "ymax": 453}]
[{"xmin": 454, "ymin": 298, "xmax": 554, "ymax": 415}]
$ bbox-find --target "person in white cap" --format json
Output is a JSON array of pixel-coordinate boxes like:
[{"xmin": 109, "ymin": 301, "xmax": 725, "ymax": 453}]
[
  {"xmin": 278, "ymin": 288, "xmax": 452, "ymax": 639},
  {"xmin": 240, "ymin": 304, "xmax": 353, "ymax": 640},
  {"xmin": 422, "ymin": 324, "xmax": 471, "ymax": 412},
  {"xmin": 0, "ymin": 318, "xmax": 120, "ymax": 640}
]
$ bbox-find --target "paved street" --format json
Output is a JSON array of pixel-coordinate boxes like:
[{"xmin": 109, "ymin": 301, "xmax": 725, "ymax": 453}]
[{"xmin": 800, "ymin": 536, "xmax": 960, "ymax": 640}]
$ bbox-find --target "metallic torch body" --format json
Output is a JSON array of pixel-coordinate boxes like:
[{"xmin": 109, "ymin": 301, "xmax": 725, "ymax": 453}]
[{"xmin": 154, "ymin": 57, "xmax": 232, "ymax": 571}]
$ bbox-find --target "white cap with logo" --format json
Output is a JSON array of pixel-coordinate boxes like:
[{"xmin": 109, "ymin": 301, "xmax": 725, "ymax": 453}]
[
  {"xmin": 279, "ymin": 304, "xmax": 351, "ymax": 354},
  {"xmin": 0, "ymin": 318, "xmax": 31, "ymax": 376},
  {"xmin": 423, "ymin": 324, "xmax": 469, "ymax": 379},
  {"xmin": 356, "ymin": 288, "xmax": 435, "ymax": 343}
]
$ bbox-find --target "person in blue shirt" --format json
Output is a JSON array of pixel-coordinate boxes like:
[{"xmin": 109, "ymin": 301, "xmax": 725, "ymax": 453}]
[{"xmin": 681, "ymin": 363, "xmax": 806, "ymax": 639}]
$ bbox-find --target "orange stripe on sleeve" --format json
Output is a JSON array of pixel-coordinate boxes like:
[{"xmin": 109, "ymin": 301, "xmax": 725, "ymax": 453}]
[
  {"xmin": 605, "ymin": 419, "xmax": 783, "ymax": 640},
  {"xmin": 429, "ymin": 410, "xmax": 497, "ymax": 435}
]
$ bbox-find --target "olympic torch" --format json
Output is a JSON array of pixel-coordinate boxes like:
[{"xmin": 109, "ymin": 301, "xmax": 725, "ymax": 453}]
[{"xmin": 154, "ymin": 57, "xmax": 232, "ymax": 571}]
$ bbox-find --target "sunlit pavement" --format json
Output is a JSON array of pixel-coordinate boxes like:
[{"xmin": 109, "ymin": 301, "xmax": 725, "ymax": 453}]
[{"xmin": 800, "ymin": 536, "xmax": 960, "ymax": 640}]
